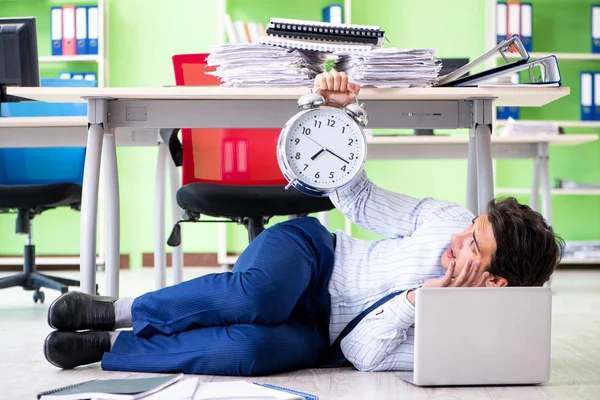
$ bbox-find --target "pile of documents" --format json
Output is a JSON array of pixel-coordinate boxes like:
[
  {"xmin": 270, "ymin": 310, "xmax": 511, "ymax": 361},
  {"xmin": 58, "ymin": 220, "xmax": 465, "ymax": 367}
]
[
  {"xmin": 498, "ymin": 117, "xmax": 560, "ymax": 136},
  {"xmin": 563, "ymin": 241, "xmax": 600, "ymax": 261},
  {"xmin": 206, "ymin": 43, "xmax": 326, "ymax": 87},
  {"xmin": 333, "ymin": 48, "xmax": 442, "ymax": 88}
]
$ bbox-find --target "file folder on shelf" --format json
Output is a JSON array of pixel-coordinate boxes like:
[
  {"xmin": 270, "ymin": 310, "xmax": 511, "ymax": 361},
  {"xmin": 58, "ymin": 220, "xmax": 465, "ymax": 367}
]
[
  {"xmin": 62, "ymin": 5, "xmax": 76, "ymax": 56},
  {"xmin": 580, "ymin": 72, "xmax": 593, "ymax": 120},
  {"xmin": 594, "ymin": 72, "xmax": 600, "ymax": 120},
  {"xmin": 593, "ymin": 5, "xmax": 600, "ymax": 53},
  {"xmin": 437, "ymin": 35, "xmax": 530, "ymax": 87},
  {"xmin": 507, "ymin": 2, "xmax": 521, "ymax": 38},
  {"xmin": 75, "ymin": 6, "xmax": 88, "ymax": 55},
  {"xmin": 266, "ymin": 17, "xmax": 384, "ymax": 45},
  {"xmin": 520, "ymin": 2, "xmax": 533, "ymax": 52},
  {"xmin": 496, "ymin": 2, "xmax": 507, "ymax": 45},
  {"xmin": 87, "ymin": 6, "xmax": 99, "ymax": 55},
  {"xmin": 323, "ymin": 4, "xmax": 343, "ymax": 24},
  {"xmin": 50, "ymin": 7, "xmax": 62, "ymax": 56}
]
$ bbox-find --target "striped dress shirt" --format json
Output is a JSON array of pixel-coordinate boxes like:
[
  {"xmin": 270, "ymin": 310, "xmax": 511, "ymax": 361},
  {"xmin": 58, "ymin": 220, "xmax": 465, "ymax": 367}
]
[{"xmin": 328, "ymin": 171, "xmax": 475, "ymax": 372}]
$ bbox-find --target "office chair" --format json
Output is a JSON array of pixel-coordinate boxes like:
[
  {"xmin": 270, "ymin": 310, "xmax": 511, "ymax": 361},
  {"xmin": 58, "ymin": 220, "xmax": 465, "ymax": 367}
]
[
  {"xmin": 0, "ymin": 148, "xmax": 83, "ymax": 303},
  {"xmin": 167, "ymin": 53, "xmax": 334, "ymax": 246}
]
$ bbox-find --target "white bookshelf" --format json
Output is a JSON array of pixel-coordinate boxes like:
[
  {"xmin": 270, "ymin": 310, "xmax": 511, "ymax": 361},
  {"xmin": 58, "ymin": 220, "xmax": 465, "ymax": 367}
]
[
  {"xmin": 38, "ymin": 0, "xmax": 109, "ymax": 88},
  {"xmin": 497, "ymin": 120, "xmax": 600, "ymax": 128},
  {"xmin": 496, "ymin": 187, "xmax": 600, "ymax": 196},
  {"xmin": 39, "ymin": 55, "xmax": 100, "ymax": 63},
  {"xmin": 561, "ymin": 257, "xmax": 600, "ymax": 265}
]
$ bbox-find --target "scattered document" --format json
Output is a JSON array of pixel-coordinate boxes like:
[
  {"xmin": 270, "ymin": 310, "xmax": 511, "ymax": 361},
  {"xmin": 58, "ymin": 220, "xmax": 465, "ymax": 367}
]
[
  {"xmin": 498, "ymin": 117, "xmax": 560, "ymax": 136},
  {"xmin": 193, "ymin": 381, "xmax": 312, "ymax": 400}
]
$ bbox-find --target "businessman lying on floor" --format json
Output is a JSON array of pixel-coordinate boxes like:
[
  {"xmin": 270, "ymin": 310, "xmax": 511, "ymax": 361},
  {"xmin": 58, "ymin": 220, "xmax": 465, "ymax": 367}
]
[{"xmin": 43, "ymin": 70, "xmax": 564, "ymax": 376}]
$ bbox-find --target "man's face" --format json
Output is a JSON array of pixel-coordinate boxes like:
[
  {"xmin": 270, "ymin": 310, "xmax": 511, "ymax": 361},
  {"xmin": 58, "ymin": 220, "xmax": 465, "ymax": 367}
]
[{"xmin": 441, "ymin": 215, "xmax": 497, "ymax": 279}]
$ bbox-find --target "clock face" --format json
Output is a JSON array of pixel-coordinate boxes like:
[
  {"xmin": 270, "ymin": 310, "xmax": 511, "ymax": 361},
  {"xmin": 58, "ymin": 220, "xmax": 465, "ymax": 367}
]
[{"xmin": 281, "ymin": 106, "xmax": 366, "ymax": 193}]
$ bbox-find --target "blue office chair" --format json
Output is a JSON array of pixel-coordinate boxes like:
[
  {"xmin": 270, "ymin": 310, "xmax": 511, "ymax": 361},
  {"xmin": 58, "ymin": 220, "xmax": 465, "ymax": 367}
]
[{"xmin": 0, "ymin": 148, "xmax": 85, "ymax": 303}]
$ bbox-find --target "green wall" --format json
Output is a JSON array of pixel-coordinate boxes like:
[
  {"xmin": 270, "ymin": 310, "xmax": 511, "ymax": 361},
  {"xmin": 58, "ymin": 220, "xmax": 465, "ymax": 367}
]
[{"xmin": 0, "ymin": 0, "xmax": 594, "ymax": 266}]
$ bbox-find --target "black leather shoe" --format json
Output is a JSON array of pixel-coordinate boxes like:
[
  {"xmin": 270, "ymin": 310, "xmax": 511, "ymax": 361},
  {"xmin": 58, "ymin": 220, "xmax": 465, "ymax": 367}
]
[
  {"xmin": 48, "ymin": 291, "xmax": 117, "ymax": 331},
  {"xmin": 44, "ymin": 331, "xmax": 111, "ymax": 369}
]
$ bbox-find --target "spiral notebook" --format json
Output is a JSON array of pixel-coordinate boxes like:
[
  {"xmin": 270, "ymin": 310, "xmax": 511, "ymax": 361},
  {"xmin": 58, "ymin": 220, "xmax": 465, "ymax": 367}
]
[
  {"xmin": 258, "ymin": 36, "xmax": 374, "ymax": 53},
  {"xmin": 267, "ymin": 18, "xmax": 384, "ymax": 44},
  {"xmin": 36, "ymin": 374, "xmax": 183, "ymax": 400}
]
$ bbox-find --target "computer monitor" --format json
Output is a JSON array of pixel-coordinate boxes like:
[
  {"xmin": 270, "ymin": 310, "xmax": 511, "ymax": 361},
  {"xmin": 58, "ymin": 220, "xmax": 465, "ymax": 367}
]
[
  {"xmin": 0, "ymin": 17, "xmax": 39, "ymax": 102},
  {"xmin": 439, "ymin": 58, "xmax": 470, "ymax": 77}
]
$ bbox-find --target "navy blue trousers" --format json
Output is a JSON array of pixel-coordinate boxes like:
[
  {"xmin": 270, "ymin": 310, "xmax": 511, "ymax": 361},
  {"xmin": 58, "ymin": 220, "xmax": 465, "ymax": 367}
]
[{"xmin": 101, "ymin": 217, "xmax": 335, "ymax": 376}]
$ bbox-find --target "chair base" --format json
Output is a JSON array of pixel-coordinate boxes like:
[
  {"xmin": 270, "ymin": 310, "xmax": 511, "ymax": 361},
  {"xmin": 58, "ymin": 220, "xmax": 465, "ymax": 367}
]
[{"xmin": 0, "ymin": 271, "xmax": 81, "ymax": 303}]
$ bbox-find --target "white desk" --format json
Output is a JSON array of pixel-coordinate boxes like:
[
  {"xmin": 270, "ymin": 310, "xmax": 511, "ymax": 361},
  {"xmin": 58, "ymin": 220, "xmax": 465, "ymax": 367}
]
[
  {"xmin": 6, "ymin": 86, "xmax": 571, "ymax": 296},
  {"xmin": 368, "ymin": 134, "xmax": 598, "ymax": 223}
]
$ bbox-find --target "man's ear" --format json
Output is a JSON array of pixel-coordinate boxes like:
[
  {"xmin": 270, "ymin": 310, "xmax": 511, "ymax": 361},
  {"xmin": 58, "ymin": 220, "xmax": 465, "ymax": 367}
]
[{"xmin": 485, "ymin": 274, "xmax": 508, "ymax": 287}]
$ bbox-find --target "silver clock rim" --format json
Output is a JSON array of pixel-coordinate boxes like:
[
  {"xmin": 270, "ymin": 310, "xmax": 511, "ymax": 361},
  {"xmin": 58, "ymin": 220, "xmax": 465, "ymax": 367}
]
[{"xmin": 277, "ymin": 106, "xmax": 368, "ymax": 197}]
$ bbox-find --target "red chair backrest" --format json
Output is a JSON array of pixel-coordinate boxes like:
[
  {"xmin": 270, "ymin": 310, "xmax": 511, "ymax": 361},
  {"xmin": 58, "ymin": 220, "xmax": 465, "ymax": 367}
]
[{"xmin": 172, "ymin": 53, "xmax": 287, "ymax": 186}]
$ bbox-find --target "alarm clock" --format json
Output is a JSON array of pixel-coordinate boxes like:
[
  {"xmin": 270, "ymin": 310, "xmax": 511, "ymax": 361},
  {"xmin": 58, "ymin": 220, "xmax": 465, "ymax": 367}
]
[{"xmin": 277, "ymin": 90, "xmax": 368, "ymax": 197}]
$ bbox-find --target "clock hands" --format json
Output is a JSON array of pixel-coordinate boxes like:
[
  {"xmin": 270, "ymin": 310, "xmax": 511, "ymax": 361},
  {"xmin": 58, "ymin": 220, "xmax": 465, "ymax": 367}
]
[
  {"xmin": 302, "ymin": 132, "xmax": 350, "ymax": 164},
  {"xmin": 325, "ymin": 148, "xmax": 350, "ymax": 164},
  {"xmin": 311, "ymin": 149, "xmax": 325, "ymax": 160}
]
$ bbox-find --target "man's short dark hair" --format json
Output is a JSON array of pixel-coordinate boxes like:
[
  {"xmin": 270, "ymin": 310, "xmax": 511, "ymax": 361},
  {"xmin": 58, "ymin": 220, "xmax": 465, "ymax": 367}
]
[{"xmin": 487, "ymin": 197, "xmax": 564, "ymax": 287}]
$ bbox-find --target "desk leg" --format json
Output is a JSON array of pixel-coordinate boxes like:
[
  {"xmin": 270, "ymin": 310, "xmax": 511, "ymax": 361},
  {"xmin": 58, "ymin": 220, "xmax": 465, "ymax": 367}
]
[
  {"xmin": 472, "ymin": 99, "xmax": 494, "ymax": 215},
  {"xmin": 538, "ymin": 143, "xmax": 552, "ymax": 225},
  {"xmin": 154, "ymin": 142, "xmax": 168, "ymax": 289},
  {"xmin": 102, "ymin": 131, "xmax": 120, "ymax": 297},
  {"xmin": 466, "ymin": 131, "xmax": 479, "ymax": 214},
  {"xmin": 168, "ymin": 153, "xmax": 183, "ymax": 284},
  {"xmin": 80, "ymin": 122, "xmax": 104, "ymax": 294}
]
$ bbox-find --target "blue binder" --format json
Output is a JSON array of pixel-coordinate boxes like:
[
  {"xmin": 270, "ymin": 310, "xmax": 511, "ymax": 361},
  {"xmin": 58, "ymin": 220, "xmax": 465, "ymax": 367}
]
[
  {"xmin": 497, "ymin": 106, "xmax": 509, "ymax": 120},
  {"xmin": 594, "ymin": 72, "xmax": 600, "ymax": 120},
  {"xmin": 75, "ymin": 6, "xmax": 88, "ymax": 55},
  {"xmin": 51, "ymin": 7, "xmax": 63, "ymax": 56},
  {"xmin": 593, "ymin": 5, "xmax": 600, "ymax": 53},
  {"xmin": 520, "ymin": 2, "xmax": 533, "ymax": 52},
  {"xmin": 496, "ymin": 2, "xmax": 507, "ymax": 45},
  {"xmin": 87, "ymin": 6, "xmax": 99, "ymax": 55},
  {"xmin": 581, "ymin": 71, "xmax": 594, "ymax": 121},
  {"xmin": 323, "ymin": 4, "xmax": 343, "ymax": 24}
]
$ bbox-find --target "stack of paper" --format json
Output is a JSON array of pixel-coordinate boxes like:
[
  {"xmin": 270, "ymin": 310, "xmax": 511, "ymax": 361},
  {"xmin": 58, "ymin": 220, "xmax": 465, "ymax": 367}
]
[
  {"xmin": 206, "ymin": 44, "xmax": 326, "ymax": 87},
  {"xmin": 333, "ymin": 48, "xmax": 442, "ymax": 88},
  {"xmin": 498, "ymin": 117, "xmax": 560, "ymax": 136}
]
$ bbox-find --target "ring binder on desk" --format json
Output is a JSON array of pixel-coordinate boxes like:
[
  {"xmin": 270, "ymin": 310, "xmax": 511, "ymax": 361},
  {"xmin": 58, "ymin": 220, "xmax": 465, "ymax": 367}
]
[
  {"xmin": 437, "ymin": 35, "xmax": 529, "ymax": 86},
  {"xmin": 444, "ymin": 55, "xmax": 561, "ymax": 87}
]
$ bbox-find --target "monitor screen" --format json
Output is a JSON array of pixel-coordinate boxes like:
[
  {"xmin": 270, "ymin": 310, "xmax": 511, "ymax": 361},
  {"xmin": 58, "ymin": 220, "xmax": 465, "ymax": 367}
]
[{"xmin": 0, "ymin": 17, "xmax": 39, "ymax": 88}]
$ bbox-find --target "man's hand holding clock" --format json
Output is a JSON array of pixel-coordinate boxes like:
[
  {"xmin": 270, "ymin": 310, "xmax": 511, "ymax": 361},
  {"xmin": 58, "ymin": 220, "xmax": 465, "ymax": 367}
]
[
  {"xmin": 276, "ymin": 69, "xmax": 368, "ymax": 197},
  {"xmin": 314, "ymin": 69, "xmax": 361, "ymax": 108}
]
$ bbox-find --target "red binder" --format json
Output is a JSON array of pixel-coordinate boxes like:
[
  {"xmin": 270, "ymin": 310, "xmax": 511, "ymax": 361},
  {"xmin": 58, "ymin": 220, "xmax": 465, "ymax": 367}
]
[{"xmin": 62, "ymin": 5, "xmax": 76, "ymax": 56}]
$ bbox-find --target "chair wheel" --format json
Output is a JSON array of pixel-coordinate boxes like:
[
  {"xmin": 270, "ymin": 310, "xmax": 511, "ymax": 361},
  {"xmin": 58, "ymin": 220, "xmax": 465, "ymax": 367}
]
[{"xmin": 33, "ymin": 290, "xmax": 45, "ymax": 304}]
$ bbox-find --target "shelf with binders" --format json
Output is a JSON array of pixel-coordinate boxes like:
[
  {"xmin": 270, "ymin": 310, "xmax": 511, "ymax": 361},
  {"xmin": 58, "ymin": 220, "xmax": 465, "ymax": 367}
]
[
  {"xmin": 487, "ymin": 1, "xmax": 600, "ymax": 245},
  {"xmin": 0, "ymin": 0, "xmax": 108, "ymax": 88},
  {"xmin": 495, "ymin": 187, "xmax": 600, "ymax": 196}
]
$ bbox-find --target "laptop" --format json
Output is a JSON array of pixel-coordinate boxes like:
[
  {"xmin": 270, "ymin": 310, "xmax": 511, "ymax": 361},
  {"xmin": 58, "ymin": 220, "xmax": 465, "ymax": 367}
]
[{"xmin": 397, "ymin": 287, "xmax": 552, "ymax": 386}]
